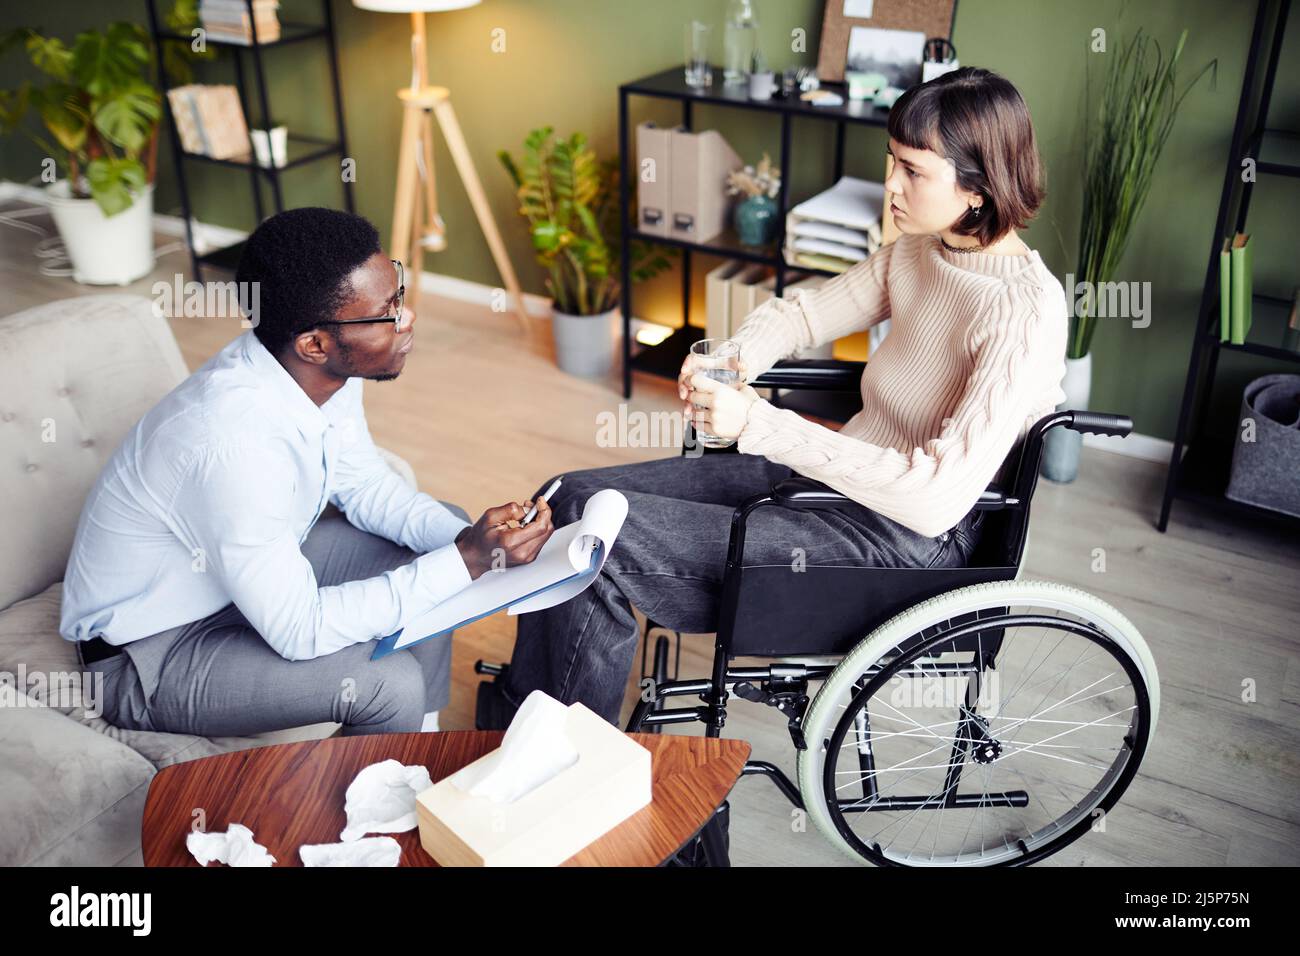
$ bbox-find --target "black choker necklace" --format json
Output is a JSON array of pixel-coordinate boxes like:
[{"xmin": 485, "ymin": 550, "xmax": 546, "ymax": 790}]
[{"xmin": 940, "ymin": 235, "xmax": 986, "ymax": 253}]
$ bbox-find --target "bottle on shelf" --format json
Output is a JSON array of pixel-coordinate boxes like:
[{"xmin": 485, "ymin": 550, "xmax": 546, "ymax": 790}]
[{"xmin": 723, "ymin": 0, "xmax": 759, "ymax": 88}]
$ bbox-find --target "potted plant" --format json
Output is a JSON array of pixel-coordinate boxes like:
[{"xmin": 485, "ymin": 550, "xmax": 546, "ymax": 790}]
[
  {"xmin": 0, "ymin": 4, "xmax": 211, "ymax": 285},
  {"xmin": 499, "ymin": 126, "xmax": 671, "ymax": 378},
  {"xmin": 727, "ymin": 152, "xmax": 781, "ymax": 246},
  {"xmin": 1043, "ymin": 27, "xmax": 1214, "ymax": 482}
]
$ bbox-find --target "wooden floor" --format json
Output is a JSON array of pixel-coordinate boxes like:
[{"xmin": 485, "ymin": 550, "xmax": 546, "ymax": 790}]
[{"xmin": 4, "ymin": 200, "xmax": 1297, "ymax": 867}]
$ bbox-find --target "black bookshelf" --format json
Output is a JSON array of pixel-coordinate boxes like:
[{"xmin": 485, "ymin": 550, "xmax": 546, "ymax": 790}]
[
  {"xmin": 1158, "ymin": 0, "xmax": 1299, "ymax": 532},
  {"xmin": 616, "ymin": 65, "xmax": 898, "ymax": 409},
  {"xmin": 143, "ymin": 0, "xmax": 355, "ymax": 284}
]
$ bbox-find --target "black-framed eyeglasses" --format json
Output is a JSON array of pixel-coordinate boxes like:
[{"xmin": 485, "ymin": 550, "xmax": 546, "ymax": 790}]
[{"xmin": 321, "ymin": 259, "xmax": 408, "ymax": 332}]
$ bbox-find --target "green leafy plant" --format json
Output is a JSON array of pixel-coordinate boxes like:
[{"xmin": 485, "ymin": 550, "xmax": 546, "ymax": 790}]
[
  {"xmin": 499, "ymin": 126, "xmax": 671, "ymax": 316},
  {"xmin": 1070, "ymin": 27, "xmax": 1215, "ymax": 358},
  {"xmin": 0, "ymin": 2, "xmax": 214, "ymax": 217}
]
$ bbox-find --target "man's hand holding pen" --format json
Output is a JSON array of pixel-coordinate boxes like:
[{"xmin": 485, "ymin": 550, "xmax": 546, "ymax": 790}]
[{"xmin": 454, "ymin": 496, "xmax": 554, "ymax": 580}]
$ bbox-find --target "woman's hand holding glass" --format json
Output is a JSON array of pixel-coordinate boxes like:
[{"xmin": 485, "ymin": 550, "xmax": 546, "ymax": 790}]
[{"xmin": 678, "ymin": 340, "xmax": 759, "ymax": 447}]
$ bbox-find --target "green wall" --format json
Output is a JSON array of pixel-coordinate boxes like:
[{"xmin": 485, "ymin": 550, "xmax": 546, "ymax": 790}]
[{"xmin": 2, "ymin": 0, "xmax": 1296, "ymax": 441}]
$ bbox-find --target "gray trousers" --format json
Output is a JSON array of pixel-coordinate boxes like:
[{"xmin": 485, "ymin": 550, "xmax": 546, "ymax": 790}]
[
  {"xmin": 80, "ymin": 504, "xmax": 469, "ymax": 738},
  {"xmin": 501, "ymin": 452, "xmax": 985, "ymax": 726}
]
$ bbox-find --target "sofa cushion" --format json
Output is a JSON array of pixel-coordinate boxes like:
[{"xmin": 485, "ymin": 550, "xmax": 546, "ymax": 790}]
[
  {"xmin": 0, "ymin": 687, "xmax": 156, "ymax": 866},
  {"xmin": 0, "ymin": 294, "xmax": 190, "ymax": 612},
  {"xmin": 0, "ymin": 581, "xmax": 341, "ymax": 769},
  {"xmin": 0, "ymin": 582, "xmax": 83, "ymax": 716}
]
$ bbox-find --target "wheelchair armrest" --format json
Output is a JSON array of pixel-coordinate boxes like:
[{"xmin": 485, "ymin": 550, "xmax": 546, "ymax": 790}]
[
  {"xmin": 973, "ymin": 486, "xmax": 1021, "ymax": 510},
  {"xmin": 771, "ymin": 476, "xmax": 863, "ymax": 510},
  {"xmin": 773, "ymin": 477, "xmax": 1020, "ymax": 512},
  {"xmin": 751, "ymin": 359, "xmax": 866, "ymax": 392}
]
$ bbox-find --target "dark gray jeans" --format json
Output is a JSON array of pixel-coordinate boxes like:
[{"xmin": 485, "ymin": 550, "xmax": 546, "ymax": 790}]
[
  {"xmin": 80, "ymin": 505, "xmax": 469, "ymax": 738},
  {"xmin": 501, "ymin": 452, "xmax": 985, "ymax": 725}
]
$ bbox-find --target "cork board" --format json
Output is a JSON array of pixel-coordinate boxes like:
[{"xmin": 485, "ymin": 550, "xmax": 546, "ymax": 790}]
[{"xmin": 816, "ymin": 0, "xmax": 958, "ymax": 83}]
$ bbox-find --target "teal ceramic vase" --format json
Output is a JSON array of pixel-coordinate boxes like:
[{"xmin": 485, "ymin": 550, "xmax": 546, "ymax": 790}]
[{"xmin": 734, "ymin": 194, "xmax": 777, "ymax": 246}]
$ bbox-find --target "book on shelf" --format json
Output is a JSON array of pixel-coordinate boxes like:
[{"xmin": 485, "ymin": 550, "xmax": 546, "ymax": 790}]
[
  {"xmin": 1229, "ymin": 232, "xmax": 1253, "ymax": 345},
  {"xmin": 1219, "ymin": 235, "xmax": 1231, "ymax": 342},
  {"xmin": 199, "ymin": 0, "xmax": 282, "ymax": 44},
  {"xmin": 166, "ymin": 84, "xmax": 252, "ymax": 160}
]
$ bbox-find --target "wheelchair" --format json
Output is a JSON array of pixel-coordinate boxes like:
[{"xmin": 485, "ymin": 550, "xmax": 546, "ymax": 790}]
[{"xmin": 477, "ymin": 359, "xmax": 1160, "ymax": 867}]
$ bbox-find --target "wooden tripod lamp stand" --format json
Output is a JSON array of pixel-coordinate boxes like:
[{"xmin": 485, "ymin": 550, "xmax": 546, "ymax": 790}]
[{"xmin": 352, "ymin": 0, "xmax": 532, "ymax": 334}]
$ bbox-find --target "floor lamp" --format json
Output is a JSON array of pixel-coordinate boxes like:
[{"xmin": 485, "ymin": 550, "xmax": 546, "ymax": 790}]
[{"xmin": 353, "ymin": 0, "xmax": 532, "ymax": 334}]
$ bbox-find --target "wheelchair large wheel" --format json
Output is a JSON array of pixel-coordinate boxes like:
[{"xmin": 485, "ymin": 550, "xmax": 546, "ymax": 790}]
[{"xmin": 796, "ymin": 580, "xmax": 1159, "ymax": 867}]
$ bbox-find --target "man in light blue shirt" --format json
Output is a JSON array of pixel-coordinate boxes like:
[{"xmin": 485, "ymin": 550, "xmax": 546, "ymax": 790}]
[{"xmin": 61, "ymin": 208, "xmax": 553, "ymax": 737}]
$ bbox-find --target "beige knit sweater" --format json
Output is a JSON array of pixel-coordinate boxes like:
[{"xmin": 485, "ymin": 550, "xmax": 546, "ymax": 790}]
[{"xmin": 727, "ymin": 232, "xmax": 1068, "ymax": 538}]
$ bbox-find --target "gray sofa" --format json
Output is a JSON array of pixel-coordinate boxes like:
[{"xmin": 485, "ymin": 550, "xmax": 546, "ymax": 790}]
[{"xmin": 0, "ymin": 294, "xmax": 460, "ymax": 866}]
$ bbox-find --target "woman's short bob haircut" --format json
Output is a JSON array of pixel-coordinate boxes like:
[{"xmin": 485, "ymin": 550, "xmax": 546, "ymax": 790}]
[{"xmin": 887, "ymin": 67, "xmax": 1046, "ymax": 247}]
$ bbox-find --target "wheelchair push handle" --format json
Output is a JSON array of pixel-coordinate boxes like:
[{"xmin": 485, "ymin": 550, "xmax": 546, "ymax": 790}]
[{"xmin": 1064, "ymin": 410, "xmax": 1133, "ymax": 438}]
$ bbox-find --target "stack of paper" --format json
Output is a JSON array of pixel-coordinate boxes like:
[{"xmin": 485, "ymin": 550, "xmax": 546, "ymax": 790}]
[{"xmin": 784, "ymin": 176, "xmax": 886, "ymax": 273}]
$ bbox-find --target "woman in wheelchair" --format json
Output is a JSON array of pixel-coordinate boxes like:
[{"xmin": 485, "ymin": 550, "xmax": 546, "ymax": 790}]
[{"xmin": 479, "ymin": 67, "xmax": 1159, "ymax": 866}]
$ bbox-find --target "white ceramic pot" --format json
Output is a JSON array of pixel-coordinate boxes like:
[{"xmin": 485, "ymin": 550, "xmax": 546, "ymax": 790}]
[
  {"xmin": 45, "ymin": 179, "xmax": 156, "ymax": 285},
  {"xmin": 1041, "ymin": 352, "xmax": 1092, "ymax": 483},
  {"xmin": 551, "ymin": 307, "xmax": 619, "ymax": 378}
]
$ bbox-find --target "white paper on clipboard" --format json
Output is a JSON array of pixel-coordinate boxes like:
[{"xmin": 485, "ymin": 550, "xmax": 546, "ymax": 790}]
[
  {"xmin": 508, "ymin": 488, "xmax": 628, "ymax": 615},
  {"xmin": 387, "ymin": 489, "xmax": 628, "ymax": 651}
]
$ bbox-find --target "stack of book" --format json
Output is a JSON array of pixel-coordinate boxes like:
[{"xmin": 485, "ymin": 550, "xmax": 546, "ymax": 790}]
[
  {"xmin": 1219, "ymin": 232, "xmax": 1253, "ymax": 345},
  {"xmin": 199, "ymin": 0, "xmax": 282, "ymax": 45},
  {"xmin": 166, "ymin": 84, "xmax": 252, "ymax": 161},
  {"xmin": 783, "ymin": 176, "xmax": 886, "ymax": 273}
]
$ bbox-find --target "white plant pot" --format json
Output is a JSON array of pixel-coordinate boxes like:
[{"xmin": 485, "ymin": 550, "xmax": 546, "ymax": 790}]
[
  {"xmin": 1041, "ymin": 352, "xmax": 1092, "ymax": 483},
  {"xmin": 551, "ymin": 307, "xmax": 619, "ymax": 378},
  {"xmin": 45, "ymin": 180, "xmax": 155, "ymax": 285}
]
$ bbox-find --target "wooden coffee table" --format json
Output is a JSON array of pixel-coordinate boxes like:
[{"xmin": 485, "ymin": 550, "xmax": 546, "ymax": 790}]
[{"xmin": 142, "ymin": 730, "xmax": 750, "ymax": 866}]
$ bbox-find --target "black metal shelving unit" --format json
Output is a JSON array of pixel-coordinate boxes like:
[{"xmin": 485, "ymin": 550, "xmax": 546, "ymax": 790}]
[
  {"xmin": 616, "ymin": 66, "xmax": 900, "ymax": 414},
  {"xmin": 143, "ymin": 0, "xmax": 354, "ymax": 283},
  {"xmin": 1158, "ymin": 0, "xmax": 1298, "ymax": 532}
]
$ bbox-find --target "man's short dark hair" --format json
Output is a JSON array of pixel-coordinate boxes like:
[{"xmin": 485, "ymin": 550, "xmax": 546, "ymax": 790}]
[
  {"xmin": 887, "ymin": 67, "xmax": 1046, "ymax": 247},
  {"xmin": 235, "ymin": 207, "xmax": 382, "ymax": 356}
]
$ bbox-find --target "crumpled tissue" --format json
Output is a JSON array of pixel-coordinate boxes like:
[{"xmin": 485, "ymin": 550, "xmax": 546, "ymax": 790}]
[
  {"xmin": 300, "ymin": 836, "xmax": 402, "ymax": 867},
  {"xmin": 339, "ymin": 759, "xmax": 434, "ymax": 842},
  {"xmin": 186, "ymin": 823, "xmax": 276, "ymax": 867},
  {"xmin": 447, "ymin": 689, "xmax": 580, "ymax": 803}
]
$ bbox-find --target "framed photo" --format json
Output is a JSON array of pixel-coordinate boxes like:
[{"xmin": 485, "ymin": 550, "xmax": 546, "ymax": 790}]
[{"xmin": 816, "ymin": 0, "xmax": 957, "ymax": 83}]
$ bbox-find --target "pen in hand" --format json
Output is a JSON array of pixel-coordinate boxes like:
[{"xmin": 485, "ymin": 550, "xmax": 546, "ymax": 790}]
[{"xmin": 521, "ymin": 478, "xmax": 562, "ymax": 526}]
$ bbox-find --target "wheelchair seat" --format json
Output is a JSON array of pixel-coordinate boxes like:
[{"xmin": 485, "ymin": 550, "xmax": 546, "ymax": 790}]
[{"xmin": 714, "ymin": 360, "xmax": 1132, "ymax": 659}]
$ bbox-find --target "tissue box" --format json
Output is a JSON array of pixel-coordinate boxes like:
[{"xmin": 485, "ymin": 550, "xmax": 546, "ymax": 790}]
[{"xmin": 416, "ymin": 702, "xmax": 652, "ymax": 866}]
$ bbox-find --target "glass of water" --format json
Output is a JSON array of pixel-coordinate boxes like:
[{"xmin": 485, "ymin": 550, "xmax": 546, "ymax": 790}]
[
  {"xmin": 689, "ymin": 338, "xmax": 741, "ymax": 448},
  {"xmin": 684, "ymin": 21, "xmax": 713, "ymax": 88}
]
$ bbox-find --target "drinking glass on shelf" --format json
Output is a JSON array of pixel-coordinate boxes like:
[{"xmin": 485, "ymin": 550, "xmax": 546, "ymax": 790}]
[
  {"xmin": 684, "ymin": 21, "xmax": 713, "ymax": 88},
  {"xmin": 689, "ymin": 338, "xmax": 741, "ymax": 448}
]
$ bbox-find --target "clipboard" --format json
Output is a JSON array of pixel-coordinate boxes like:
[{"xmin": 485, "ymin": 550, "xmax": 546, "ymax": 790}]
[{"xmin": 371, "ymin": 489, "xmax": 629, "ymax": 660}]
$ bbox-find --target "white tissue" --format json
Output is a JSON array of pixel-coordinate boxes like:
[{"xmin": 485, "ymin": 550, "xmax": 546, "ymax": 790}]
[
  {"xmin": 448, "ymin": 689, "xmax": 579, "ymax": 803},
  {"xmin": 339, "ymin": 759, "xmax": 434, "ymax": 842},
  {"xmin": 300, "ymin": 836, "xmax": 402, "ymax": 867},
  {"xmin": 186, "ymin": 823, "xmax": 276, "ymax": 867}
]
